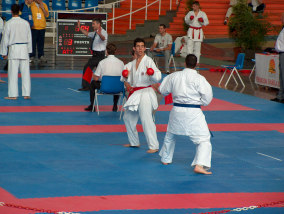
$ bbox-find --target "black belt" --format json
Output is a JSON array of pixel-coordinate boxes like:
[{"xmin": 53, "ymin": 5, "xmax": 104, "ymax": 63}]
[{"xmin": 173, "ymin": 103, "xmax": 201, "ymax": 108}]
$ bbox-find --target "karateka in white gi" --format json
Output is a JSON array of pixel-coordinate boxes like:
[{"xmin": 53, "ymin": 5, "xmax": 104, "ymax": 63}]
[
  {"xmin": 0, "ymin": 4, "xmax": 32, "ymax": 100},
  {"xmin": 0, "ymin": 17, "xmax": 5, "ymax": 83},
  {"xmin": 184, "ymin": 1, "xmax": 209, "ymax": 64},
  {"xmin": 159, "ymin": 54, "xmax": 213, "ymax": 175},
  {"xmin": 224, "ymin": 0, "xmax": 238, "ymax": 25},
  {"xmin": 121, "ymin": 38, "xmax": 162, "ymax": 153}
]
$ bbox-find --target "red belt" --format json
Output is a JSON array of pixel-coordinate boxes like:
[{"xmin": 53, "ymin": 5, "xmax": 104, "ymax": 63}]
[
  {"xmin": 128, "ymin": 85, "xmax": 151, "ymax": 98},
  {"xmin": 189, "ymin": 26, "xmax": 202, "ymax": 39}
]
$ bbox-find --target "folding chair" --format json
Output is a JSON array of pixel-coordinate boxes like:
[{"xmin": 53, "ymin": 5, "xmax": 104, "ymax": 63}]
[
  {"xmin": 52, "ymin": 0, "xmax": 66, "ymax": 11},
  {"xmin": 2, "ymin": 0, "xmax": 15, "ymax": 21},
  {"xmin": 2, "ymin": 0, "xmax": 15, "ymax": 7},
  {"xmin": 249, "ymin": 59, "xmax": 255, "ymax": 79},
  {"xmin": 68, "ymin": 0, "xmax": 82, "ymax": 10},
  {"xmin": 92, "ymin": 76, "xmax": 124, "ymax": 117},
  {"xmin": 85, "ymin": 0, "xmax": 98, "ymax": 11},
  {"xmin": 219, "ymin": 53, "xmax": 246, "ymax": 88},
  {"xmin": 154, "ymin": 42, "xmax": 177, "ymax": 73}
]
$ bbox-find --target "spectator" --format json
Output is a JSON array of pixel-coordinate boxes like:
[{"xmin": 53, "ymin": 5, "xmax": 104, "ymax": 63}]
[
  {"xmin": 184, "ymin": 1, "xmax": 209, "ymax": 64},
  {"xmin": 0, "ymin": 4, "xmax": 32, "ymax": 99},
  {"xmin": 20, "ymin": 0, "xmax": 34, "ymax": 28},
  {"xmin": 271, "ymin": 13, "xmax": 284, "ymax": 103},
  {"xmin": 248, "ymin": 0, "xmax": 265, "ymax": 13},
  {"xmin": 30, "ymin": 0, "xmax": 49, "ymax": 63},
  {"xmin": 224, "ymin": 0, "xmax": 238, "ymax": 25},
  {"xmin": 149, "ymin": 24, "xmax": 173, "ymax": 74},
  {"xmin": 77, "ymin": 18, "xmax": 108, "ymax": 91},
  {"xmin": 174, "ymin": 36, "xmax": 188, "ymax": 58},
  {"xmin": 84, "ymin": 43, "xmax": 124, "ymax": 112}
]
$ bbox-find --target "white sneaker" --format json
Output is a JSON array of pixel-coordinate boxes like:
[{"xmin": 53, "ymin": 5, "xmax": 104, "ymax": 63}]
[
  {"xmin": 29, "ymin": 57, "xmax": 35, "ymax": 63},
  {"xmin": 39, "ymin": 56, "xmax": 47, "ymax": 63}
]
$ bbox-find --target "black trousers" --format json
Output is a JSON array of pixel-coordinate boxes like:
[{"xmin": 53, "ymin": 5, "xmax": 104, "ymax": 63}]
[
  {"xmin": 31, "ymin": 29, "xmax": 45, "ymax": 58},
  {"xmin": 248, "ymin": 3, "xmax": 265, "ymax": 13},
  {"xmin": 90, "ymin": 80, "xmax": 120, "ymax": 107},
  {"xmin": 81, "ymin": 51, "xmax": 105, "ymax": 89}
]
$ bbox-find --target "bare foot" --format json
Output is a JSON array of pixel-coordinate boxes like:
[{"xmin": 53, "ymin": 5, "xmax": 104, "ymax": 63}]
[
  {"xmin": 123, "ymin": 144, "xmax": 139, "ymax": 148},
  {"xmin": 161, "ymin": 162, "xmax": 170, "ymax": 165},
  {"xmin": 4, "ymin": 97, "xmax": 17, "ymax": 100},
  {"xmin": 194, "ymin": 165, "xmax": 212, "ymax": 175},
  {"xmin": 24, "ymin": 96, "xmax": 31, "ymax": 99},
  {"xmin": 147, "ymin": 149, "xmax": 159, "ymax": 153}
]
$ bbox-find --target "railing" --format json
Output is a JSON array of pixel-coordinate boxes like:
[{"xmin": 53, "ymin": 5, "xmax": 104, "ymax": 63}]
[{"xmin": 0, "ymin": 0, "xmax": 178, "ymax": 43}]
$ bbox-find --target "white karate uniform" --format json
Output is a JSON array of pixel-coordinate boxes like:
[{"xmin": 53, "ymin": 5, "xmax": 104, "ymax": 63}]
[
  {"xmin": 0, "ymin": 17, "xmax": 4, "ymax": 37},
  {"xmin": 225, "ymin": 0, "xmax": 238, "ymax": 18},
  {"xmin": 0, "ymin": 17, "xmax": 32, "ymax": 98},
  {"xmin": 159, "ymin": 68, "xmax": 213, "ymax": 168},
  {"xmin": 184, "ymin": 10, "xmax": 209, "ymax": 63},
  {"xmin": 122, "ymin": 55, "xmax": 162, "ymax": 150},
  {"xmin": 174, "ymin": 36, "xmax": 188, "ymax": 58}
]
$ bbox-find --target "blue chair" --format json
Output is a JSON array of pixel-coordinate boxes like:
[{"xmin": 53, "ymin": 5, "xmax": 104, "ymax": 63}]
[
  {"xmin": 2, "ymin": 0, "xmax": 15, "ymax": 21},
  {"xmin": 219, "ymin": 53, "xmax": 246, "ymax": 88},
  {"xmin": 68, "ymin": 0, "xmax": 82, "ymax": 10},
  {"xmin": 85, "ymin": 0, "xmax": 98, "ymax": 10},
  {"xmin": 153, "ymin": 42, "xmax": 176, "ymax": 73},
  {"xmin": 93, "ymin": 76, "xmax": 125, "ymax": 117},
  {"xmin": 18, "ymin": 0, "xmax": 25, "ymax": 5},
  {"xmin": 2, "ymin": 0, "xmax": 15, "ymax": 6},
  {"xmin": 52, "ymin": 0, "xmax": 66, "ymax": 11}
]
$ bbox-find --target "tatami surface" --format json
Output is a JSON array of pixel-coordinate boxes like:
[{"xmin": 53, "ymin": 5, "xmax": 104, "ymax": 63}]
[{"xmin": 0, "ymin": 38, "xmax": 283, "ymax": 214}]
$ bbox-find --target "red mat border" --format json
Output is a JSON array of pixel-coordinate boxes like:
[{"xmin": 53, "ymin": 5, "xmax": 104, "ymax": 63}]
[
  {"xmin": 0, "ymin": 187, "xmax": 283, "ymax": 213},
  {"xmin": 0, "ymin": 123, "xmax": 283, "ymax": 134}
]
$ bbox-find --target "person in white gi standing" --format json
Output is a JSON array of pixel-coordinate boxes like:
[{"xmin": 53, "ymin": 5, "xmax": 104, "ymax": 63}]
[
  {"xmin": 159, "ymin": 54, "xmax": 213, "ymax": 175},
  {"xmin": 224, "ymin": 0, "xmax": 238, "ymax": 25},
  {"xmin": 184, "ymin": 1, "xmax": 209, "ymax": 64},
  {"xmin": 0, "ymin": 4, "xmax": 32, "ymax": 100},
  {"xmin": 122, "ymin": 38, "xmax": 162, "ymax": 153},
  {"xmin": 271, "ymin": 13, "xmax": 284, "ymax": 103},
  {"xmin": 0, "ymin": 17, "xmax": 4, "ymax": 83}
]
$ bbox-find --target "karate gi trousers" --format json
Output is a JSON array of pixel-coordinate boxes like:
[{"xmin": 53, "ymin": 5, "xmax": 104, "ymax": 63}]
[
  {"xmin": 187, "ymin": 39, "xmax": 202, "ymax": 63},
  {"xmin": 8, "ymin": 59, "xmax": 31, "ymax": 97},
  {"xmin": 123, "ymin": 91, "xmax": 159, "ymax": 150}
]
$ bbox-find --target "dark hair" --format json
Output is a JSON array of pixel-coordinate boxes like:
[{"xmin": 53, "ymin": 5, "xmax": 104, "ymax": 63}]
[
  {"xmin": 106, "ymin": 43, "xmax": 117, "ymax": 55},
  {"xmin": 159, "ymin": 24, "xmax": 166, "ymax": 29},
  {"xmin": 92, "ymin": 18, "xmax": 102, "ymax": 25},
  {"xmin": 192, "ymin": 1, "xmax": 200, "ymax": 6},
  {"xmin": 133, "ymin": 38, "xmax": 145, "ymax": 47},
  {"xmin": 185, "ymin": 54, "xmax": 197, "ymax": 68},
  {"xmin": 131, "ymin": 50, "xmax": 135, "ymax": 56},
  {"xmin": 11, "ymin": 4, "xmax": 20, "ymax": 15}
]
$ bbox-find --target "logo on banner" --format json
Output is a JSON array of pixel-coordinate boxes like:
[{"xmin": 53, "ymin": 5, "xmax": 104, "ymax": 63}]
[{"xmin": 268, "ymin": 59, "xmax": 276, "ymax": 74}]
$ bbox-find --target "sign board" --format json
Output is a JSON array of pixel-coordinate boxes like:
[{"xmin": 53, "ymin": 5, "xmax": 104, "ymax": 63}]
[
  {"xmin": 57, "ymin": 12, "xmax": 107, "ymax": 56},
  {"xmin": 255, "ymin": 53, "xmax": 280, "ymax": 89}
]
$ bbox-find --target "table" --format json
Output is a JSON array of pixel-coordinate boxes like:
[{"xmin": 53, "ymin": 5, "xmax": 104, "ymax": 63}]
[{"xmin": 255, "ymin": 53, "xmax": 280, "ymax": 89}]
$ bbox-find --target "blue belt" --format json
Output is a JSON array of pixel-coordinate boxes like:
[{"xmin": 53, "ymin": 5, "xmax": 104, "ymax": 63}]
[
  {"xmin": 12, "ymin": 43, "xmax": 28, "ymax": 45},
  {"xmin": 173, "ymin": 103, "xmax": 201, "ymax": 108}
]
